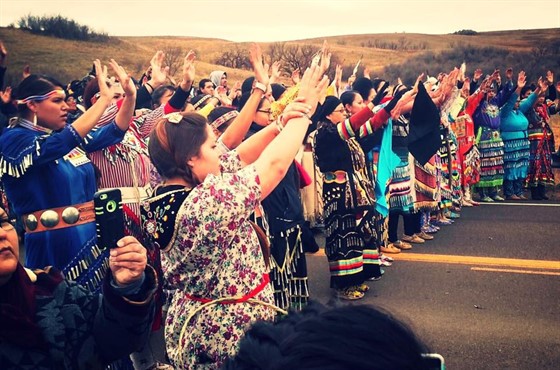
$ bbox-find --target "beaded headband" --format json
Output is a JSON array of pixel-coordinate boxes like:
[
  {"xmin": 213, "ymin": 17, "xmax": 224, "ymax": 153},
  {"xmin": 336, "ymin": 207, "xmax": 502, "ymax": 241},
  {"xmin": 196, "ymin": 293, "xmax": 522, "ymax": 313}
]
[
  {"xmin": 210, "ymin": 110, "xmax": 238, "ymax": 129},
  {"xmin": 17, "ymin": 89, "xmax": 66, "ymax": 105}
]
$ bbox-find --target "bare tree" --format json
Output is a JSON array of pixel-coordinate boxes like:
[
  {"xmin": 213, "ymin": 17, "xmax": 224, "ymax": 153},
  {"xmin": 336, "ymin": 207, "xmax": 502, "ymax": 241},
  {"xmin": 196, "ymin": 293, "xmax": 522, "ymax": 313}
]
[
  {"xmin": 214, "ymin": 45, "xmax": 251, "ymax": 69},
  {"xmin": 163, "ymin": 45, "xmax": 183, "ymax": 77}
]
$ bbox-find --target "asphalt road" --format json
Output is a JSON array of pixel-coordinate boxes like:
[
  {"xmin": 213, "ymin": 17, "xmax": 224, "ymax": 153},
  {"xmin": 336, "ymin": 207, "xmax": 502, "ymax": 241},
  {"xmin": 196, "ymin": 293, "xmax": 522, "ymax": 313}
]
[{"xmin": 306, "ymin": 201, "xmax": 560, "ymax": 370}]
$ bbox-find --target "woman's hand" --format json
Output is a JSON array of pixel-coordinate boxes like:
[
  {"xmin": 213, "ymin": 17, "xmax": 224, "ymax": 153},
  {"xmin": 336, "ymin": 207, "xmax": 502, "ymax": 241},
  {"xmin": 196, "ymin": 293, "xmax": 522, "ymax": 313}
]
[
  {"xmin": 0, "ymin": 86, "xmax": 11, "ymax": 104},
  {"xmin": 473, "ymin": 68, "xmax": 483, "ymax": 82},
  {"xmin": 94, "ymin": 59, "xmax": 112, "ymax": 101},
  {"xmin": 296, "ymin": 63, "xmax": 329, "ymax": 117},
  {"xmin": 109, "ymin": 59, "xmax": 136, "ymax": 98},
  {"xmin": 148, "ymin": 51, "xmax": 169, "ymax": 88},
  {"xmin": 250, "ymin": 43, "xmax": 270, "ymax": 87},
  {"xmin": 334, "ymin": 64, "xmax": 343, "ymax": 90},
  {"xmin": 517, "ymin": 70, "xmax": 526, "ymax": 89},
  {"xmin": 180, "ymin": 50, "xmax": 196, "ymax": 90},
  {"xmin": 412, "ymin": 73, "xmax": 425, "ymax": 94},
  {"xmin": 279, "ymin": 97, "xmax": 313, "ymax": 126},
  {"xmin": 109, "ymin": 236, "xmax": 148, "ymax": 287},
  {"xmin": 269, "ymin": 61, "xmax": 282, "ymax": 84},
  {"xmin": 291, "ymin": 68, "xmax": 300, "ymax": 85}
]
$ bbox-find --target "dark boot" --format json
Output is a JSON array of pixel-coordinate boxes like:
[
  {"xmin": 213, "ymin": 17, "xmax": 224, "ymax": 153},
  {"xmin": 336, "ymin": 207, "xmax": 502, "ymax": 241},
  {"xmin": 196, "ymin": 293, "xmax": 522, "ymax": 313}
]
[
  {"xmin": 538, "ymin": 184, "xmax": 549, "ymax": 200},
  {"xmin": 530, "ymin": 187, "xmax": 543, "ymax": 200}
]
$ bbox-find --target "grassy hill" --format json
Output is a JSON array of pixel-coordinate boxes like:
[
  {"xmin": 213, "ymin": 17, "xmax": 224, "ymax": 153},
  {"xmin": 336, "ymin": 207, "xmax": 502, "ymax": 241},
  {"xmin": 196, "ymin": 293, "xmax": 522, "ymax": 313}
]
[{"xmin": 0, "ymin": 27, "xmax": 558, "ymax": 87}]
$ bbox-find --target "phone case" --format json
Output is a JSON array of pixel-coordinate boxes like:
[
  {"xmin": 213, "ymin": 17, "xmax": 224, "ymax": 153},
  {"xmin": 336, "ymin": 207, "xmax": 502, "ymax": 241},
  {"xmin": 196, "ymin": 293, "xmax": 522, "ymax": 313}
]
[{"xmin": 93, "ymin": 189, "xmax": 125, "ymax": 249}]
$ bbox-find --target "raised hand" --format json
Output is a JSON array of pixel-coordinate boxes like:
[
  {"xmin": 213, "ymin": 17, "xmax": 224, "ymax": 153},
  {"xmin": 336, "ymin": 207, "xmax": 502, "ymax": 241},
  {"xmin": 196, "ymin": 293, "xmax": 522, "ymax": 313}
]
[
  {"xmin": 479, "ymin": 77, "xmax": 490, "ymax": 92},
  {"xmin": 279, "ymin": 97, "xmax": 313, "ymax": 126},
  {"xmin": 109, "ymin": 59, "xmax": 136, "ymax": 97},
  {"xmin": 347, "ymin": 74, "xmax": 356, "ymax": 87},
  {"xmin": 517, "ymin": 71, "xmax": 527, "ymax": 89},
  {"xmin": 109, "ymin": 236, "xmax": 148, "ymax": 286},
  {"xmin": 249, "ymin": 43, "xmax": 270, "ymax": 87},
  {"xmin": 318, "ymin": 40, "xmax": 331, "ymax": 74},
  {"xmin": 473, "ymin": 68, "xmax": 483, "ymax": 81},
  {"xmin": 269, "ymin": 61, "xmax": 282, "ymax": 84},
  {"xmin": 0, "ymin": 86, "xmax": 11, "ymax": 104},
  {"xmin": 413, "ymin": 73, "xmax": 425, "ymax": 94},
  {"xmin": 297, "ymin": 64, "xmax": 329, "ymax": 117},
  {"xmin": 93, "ymin": 59, "xmax": 112, "ymax": 101},
  {"xmin": 291, "ymin": 68, "xmax": 300, "ymax": 85},
  {"xmin": 148, "ymin": 50, "xmax": 169, "ymax": 88},
  {"xmin": 334, "ymin": 64, "xmax": 343, "ymax": 89},
  {"xmin": 537, "ymin": 76, "xmax": 551, "ymax": 90},
  {"xmin": 181, "ymin": 50, "xmax": 196, "ymax": 89}
]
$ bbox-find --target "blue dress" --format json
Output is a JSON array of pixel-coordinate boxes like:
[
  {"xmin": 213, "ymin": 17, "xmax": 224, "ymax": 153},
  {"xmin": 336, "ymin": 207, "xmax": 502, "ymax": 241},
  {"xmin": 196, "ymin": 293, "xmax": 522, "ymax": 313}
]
[{"xmin": 0, "ymin": 119, "xmax": 126, "ymax": 291}]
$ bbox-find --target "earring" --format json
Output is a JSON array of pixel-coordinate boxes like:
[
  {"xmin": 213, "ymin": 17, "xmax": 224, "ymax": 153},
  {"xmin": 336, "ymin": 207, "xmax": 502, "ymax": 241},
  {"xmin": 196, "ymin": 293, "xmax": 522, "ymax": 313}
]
[{"xmin": 32, "ymin": 113, "xmax": 37, "ymax": 126}]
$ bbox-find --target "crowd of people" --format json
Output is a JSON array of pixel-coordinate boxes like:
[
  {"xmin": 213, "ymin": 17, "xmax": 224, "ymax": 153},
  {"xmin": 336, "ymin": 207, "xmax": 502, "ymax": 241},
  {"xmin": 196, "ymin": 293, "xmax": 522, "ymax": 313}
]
[{"xmin": 0, "ymin": 38, "xmax": 559, "ymax": 369}]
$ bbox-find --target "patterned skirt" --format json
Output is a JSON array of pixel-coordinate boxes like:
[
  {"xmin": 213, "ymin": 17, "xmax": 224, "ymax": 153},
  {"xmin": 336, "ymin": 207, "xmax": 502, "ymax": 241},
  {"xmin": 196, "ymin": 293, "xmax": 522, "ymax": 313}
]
[
  {"xmin": 388, "ymin": 146, "xmax": 415, "ymax": 214},
  {"xmin": 526, "ymin": 128, "xmax": 555, "ymax": 187},
  {"xmin": 502, "ymin": 135, "xmax": 530, "ymax": 181},
  {"xmin": 475, "ymin": 127, "xmax": 504, "ymax": 188},
  {"xmin": 268, "ymin": 225, "xmax": 309, "ymax": 311},
  {"xmin": 322, "ymin": 179, "xmax": 381, "ymax": 289},
  {"xmin": 412, "ymin": 155, "xmax": 440, "ymax": 212}
]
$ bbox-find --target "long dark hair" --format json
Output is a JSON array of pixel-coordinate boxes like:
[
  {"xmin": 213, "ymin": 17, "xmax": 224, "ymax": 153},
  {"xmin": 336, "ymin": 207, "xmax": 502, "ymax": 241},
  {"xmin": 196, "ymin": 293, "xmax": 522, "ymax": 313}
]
[
  {"xmin": 14, "ymin": 75, "xmax": 63, "ymax": 115},
  {"xmin": 148, "ymin": 112, "xmax": 208, "ymax": 185}
]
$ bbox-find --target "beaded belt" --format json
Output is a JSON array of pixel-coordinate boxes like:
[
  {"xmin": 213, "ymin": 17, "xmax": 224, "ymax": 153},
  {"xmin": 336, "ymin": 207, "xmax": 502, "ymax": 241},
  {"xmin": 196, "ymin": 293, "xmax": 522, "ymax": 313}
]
[{"xmin": 22, "ymin": 201, "xmax": 95, "ymax": 233}]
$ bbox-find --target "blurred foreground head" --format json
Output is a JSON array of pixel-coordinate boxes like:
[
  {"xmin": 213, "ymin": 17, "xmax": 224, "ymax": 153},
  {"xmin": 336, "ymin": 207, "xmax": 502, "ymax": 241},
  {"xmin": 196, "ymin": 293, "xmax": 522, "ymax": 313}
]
[{"xmin": 223, "ymin": 301, "xmax": 431, "ymax": 370}]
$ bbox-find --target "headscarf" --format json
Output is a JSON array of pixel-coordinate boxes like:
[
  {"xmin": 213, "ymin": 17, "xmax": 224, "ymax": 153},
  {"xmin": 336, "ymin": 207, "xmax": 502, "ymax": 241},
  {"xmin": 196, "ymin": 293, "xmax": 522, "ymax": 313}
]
[
  {"xmin": 209, "ymin": 70, "xmax": 227, "ymax": 88},
  {"xmin": 318, "ymin": 96, "xmax": 342, "ymax": 123}
]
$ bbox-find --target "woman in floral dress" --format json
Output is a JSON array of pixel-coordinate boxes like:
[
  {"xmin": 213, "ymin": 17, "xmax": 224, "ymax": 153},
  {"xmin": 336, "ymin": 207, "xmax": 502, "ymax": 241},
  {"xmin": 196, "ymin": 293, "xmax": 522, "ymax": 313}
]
[{"xmin": 141, "ymin": 53, "xmax": 326, "ymax": 369}]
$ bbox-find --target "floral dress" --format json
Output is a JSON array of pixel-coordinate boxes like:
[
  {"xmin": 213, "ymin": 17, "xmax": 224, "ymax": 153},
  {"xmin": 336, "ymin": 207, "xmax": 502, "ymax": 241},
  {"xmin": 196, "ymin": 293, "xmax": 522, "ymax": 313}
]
[{"xmin": 141, "ymin": 150, "xmax": 275, "ymax": 369}]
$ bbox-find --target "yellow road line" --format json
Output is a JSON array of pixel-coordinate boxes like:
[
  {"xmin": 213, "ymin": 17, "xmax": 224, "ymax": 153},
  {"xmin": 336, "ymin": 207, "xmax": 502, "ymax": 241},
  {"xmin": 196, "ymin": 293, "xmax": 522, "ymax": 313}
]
[
  {"xmin": 471, "ymin": 267, "xmax": 560, "ymax": 276},
  {"xmin": 391, "ymin": 253, "xmax": 560, "ymax": 270},
  {"xmin": 310, "ymin": 250, "xmax": 560, "ymax": 270}
]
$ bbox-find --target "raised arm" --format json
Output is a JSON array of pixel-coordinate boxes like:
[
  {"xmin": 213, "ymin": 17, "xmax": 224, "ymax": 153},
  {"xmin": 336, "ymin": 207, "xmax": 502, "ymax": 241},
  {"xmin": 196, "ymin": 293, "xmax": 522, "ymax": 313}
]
[
  {"xmin": 72, "ymin": 60, "xmax": 116, "ymax": 138},
  {"xmin": 254, "ymin": 64, "xmax": 328, "ymax": 199},
  {"xmin": 110, "ymin": 59, "xmax": 136, "ymax": 132},
  {"xmin": 220, "ymin": 44, "xmax": 269, "ymax": 150}
]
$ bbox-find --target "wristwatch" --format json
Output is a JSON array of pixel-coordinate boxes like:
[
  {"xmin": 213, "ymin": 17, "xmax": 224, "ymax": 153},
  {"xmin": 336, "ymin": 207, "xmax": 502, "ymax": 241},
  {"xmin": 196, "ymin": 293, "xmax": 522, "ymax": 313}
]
[{"xmin": 253, "ymin": 81, "xmax": 267, "ymax": 93}]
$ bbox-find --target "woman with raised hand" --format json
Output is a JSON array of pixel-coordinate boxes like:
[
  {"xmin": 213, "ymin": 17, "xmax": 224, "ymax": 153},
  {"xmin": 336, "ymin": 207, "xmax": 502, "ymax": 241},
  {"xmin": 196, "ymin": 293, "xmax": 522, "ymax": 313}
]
[
  {"xmin": 141, "ymin": 55, "xmax": 327, "ymax": 368},
  {"xmin": 500, "ymin": 71, "xmax": 547, "ymax": 200},
  {"xmin": 313, "ymin": 83, "xmax": 404, "ymax": 300},
  {"xmin": 0, "ymin": 59, "xmax": 135, "ymax": 292}
]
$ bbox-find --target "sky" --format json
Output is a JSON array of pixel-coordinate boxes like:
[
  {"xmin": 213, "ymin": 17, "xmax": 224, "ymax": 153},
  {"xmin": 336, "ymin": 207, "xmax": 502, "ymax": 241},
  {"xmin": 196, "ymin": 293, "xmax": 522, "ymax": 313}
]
[{"xmin": 1, "ymin": 0, "xmax": 559, "ymax": 42}]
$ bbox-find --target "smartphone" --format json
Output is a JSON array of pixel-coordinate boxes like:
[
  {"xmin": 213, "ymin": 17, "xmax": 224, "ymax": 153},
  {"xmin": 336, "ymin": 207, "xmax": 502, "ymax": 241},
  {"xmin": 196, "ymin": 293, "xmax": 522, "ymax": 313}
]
[
  {"xmin": 93, "ymin": 189, "xmax": 124, "ymax": 250},
  {"xmin": 422, "ymin": 353, "xmax": 445, "ymax": 370}
]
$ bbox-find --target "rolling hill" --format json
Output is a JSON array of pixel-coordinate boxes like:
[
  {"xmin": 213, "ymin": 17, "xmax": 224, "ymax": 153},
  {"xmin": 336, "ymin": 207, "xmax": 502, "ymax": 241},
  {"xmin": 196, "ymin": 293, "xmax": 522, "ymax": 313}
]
[{"xmin": 0, "ymin": 27, "xmax": 558, "ymax": 87}]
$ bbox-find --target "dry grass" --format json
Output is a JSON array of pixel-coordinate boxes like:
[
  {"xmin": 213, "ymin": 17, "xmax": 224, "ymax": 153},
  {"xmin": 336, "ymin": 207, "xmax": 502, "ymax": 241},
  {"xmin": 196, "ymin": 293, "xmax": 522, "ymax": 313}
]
[
  {"xmin": 1, "ymin": 26, "xmax": 558, "ymax": 188},
  {"xmin": 2, "ymin": 27, "xmax": 558, "ymax": 86}
]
